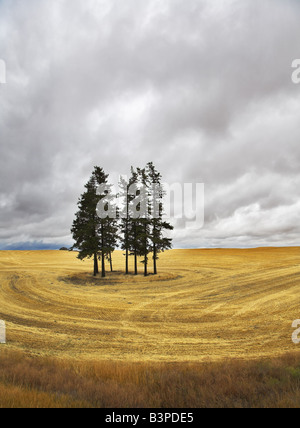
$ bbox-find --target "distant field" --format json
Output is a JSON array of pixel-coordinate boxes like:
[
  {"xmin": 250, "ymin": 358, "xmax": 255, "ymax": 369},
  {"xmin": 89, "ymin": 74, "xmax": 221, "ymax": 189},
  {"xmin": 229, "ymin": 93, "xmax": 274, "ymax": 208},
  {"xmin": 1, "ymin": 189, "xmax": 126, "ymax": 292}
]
[{"xmin": 0, "ymin": 248, "xmax": 299, "ymax": 362}]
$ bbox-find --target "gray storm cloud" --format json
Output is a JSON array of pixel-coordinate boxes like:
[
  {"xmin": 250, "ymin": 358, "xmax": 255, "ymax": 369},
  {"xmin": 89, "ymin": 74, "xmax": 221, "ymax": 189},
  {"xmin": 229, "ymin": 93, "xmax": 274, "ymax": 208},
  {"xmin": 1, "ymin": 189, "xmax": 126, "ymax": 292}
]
[{"xmin": 0, "ymin": 0, "xmax": 300, "ymax": 249}]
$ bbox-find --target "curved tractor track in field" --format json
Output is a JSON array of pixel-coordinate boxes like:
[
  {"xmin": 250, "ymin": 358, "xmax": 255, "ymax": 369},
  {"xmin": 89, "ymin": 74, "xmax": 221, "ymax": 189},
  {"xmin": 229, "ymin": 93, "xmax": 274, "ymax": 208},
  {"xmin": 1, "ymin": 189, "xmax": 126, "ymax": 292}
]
[{"xmin": 0, "ymin": 248, "xmax": 299, "ymax": 362}]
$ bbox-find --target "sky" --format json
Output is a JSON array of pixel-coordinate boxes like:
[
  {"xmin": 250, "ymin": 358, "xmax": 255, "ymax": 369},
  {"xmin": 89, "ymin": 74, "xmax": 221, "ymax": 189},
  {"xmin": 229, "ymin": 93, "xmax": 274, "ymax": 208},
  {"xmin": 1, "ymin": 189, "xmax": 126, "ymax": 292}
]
[{"xmin": 0, "ymin": 0, "xmax": 300, "ymax": 250}]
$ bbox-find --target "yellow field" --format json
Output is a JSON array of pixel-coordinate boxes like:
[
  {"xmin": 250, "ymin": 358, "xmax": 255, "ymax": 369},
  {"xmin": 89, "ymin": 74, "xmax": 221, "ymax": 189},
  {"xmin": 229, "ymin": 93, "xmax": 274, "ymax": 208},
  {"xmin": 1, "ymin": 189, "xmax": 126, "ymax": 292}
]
[{"xmin": 0, "ymin": 248, "xmax": 299, "ymax": 363}]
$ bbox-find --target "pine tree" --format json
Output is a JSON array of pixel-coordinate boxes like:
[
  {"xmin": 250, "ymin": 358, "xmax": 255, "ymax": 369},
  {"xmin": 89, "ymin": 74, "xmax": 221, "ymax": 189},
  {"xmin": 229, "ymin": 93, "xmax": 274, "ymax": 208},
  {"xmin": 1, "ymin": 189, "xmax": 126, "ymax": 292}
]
[
  {"xmin": 71, "ymin": 167, "xmax": 118, "ymax": 277},
  {"xmin": 137, "ymin": 167, "xmax": 152, "ymax": 277},
  {"xmin": 119, "ymin": 169, "xmax": 138, "ymax": 275},
  {"xmin": 119, "ymin": 167, "xmax": 146, "ymax": 275},
  {"xmin": 72, "ymin": 164, "xmax": 173, "ymax": 278},
  {"xmin": 103, "ymin": 208, "xmax": 119, "ymax": 273},
  {"xmin": 71, "ymin": 168, "xmax": 103, "ymax": 276},
  {"xmin": 146, "ymin": 162, "xmax": 174, "ymax": 275},
  {"xmin": 95, "ymin": 169, "xmax": 119, "ymax": 278}
]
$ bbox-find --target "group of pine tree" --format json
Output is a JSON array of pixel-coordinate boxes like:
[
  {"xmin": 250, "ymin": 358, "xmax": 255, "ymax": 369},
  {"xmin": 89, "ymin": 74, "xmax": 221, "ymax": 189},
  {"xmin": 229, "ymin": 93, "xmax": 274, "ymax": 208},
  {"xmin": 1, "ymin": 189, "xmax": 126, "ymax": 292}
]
[{"xmin": 71, "ymin": 163, "xmax": 173, "ymax": 277}]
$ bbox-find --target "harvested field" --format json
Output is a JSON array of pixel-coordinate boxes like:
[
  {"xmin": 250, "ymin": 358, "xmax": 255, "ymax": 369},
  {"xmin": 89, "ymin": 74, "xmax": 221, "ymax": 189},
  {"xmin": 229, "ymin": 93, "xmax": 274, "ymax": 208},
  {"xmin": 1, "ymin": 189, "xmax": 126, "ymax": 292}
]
[{"xmin": 0, "ymin": 248, "xmax": 299, "ymax": 362}]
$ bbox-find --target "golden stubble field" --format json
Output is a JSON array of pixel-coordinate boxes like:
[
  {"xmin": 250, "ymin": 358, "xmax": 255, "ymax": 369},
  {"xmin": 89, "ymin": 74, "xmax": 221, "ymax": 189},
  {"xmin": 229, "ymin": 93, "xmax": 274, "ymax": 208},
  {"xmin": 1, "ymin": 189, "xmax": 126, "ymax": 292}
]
[{"xmin": 0, "ymin": 248, "xmax": 299, "ymax": 363}]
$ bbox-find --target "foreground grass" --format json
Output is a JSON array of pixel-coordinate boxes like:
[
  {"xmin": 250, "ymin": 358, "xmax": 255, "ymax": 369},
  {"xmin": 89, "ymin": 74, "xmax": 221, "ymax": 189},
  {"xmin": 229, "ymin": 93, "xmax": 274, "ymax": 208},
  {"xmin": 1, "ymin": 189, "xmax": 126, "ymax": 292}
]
[{"xmin": 0, "ymin": 351, "xmax": 300, "ymax": 408}]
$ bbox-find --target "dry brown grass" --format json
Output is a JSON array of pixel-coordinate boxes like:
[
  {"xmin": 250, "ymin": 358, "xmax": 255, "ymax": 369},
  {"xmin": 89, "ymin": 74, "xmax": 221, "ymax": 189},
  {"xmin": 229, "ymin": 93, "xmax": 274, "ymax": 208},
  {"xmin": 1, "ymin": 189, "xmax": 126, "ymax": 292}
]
[{"xmin": 0, "ymin": 350, "xmax": 300, "ymax": 408}]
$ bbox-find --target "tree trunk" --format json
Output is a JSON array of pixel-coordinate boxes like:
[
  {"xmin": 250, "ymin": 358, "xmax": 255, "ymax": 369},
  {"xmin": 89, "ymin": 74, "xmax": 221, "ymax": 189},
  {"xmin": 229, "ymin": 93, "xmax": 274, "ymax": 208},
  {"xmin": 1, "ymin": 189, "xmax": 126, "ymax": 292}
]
[
  {"xmin": 153, "ymin": 223, "xmax": 157, "ymax": 275},
  {"xmin": 134, "ymin": 250, "xmax": 138, "ymax": 275},
  {"xmin": 126, "ymin": 248, "xmax": 129, "ymax": 275},
  {"xmin": 109, "ymin": 252, "xmax": 113, "ymax": 272},
  {"xmin": 144, "ymin": 223, "xmax": 148, "ymax": 277},
  {"xmin": 101, "ymin": 223, "xmax": 106, "ymax": 278},
  {"xmin": 133, "ymin": 222, "xmax": 138, "ymax": 275},
  {"xmin": 93, "ymin": 253, "xmax": 99, "ymax": 277},
  {"xmin": 153, "ymin": 245, "xmax": 157, "ymax": 275},
  {"xmin": 125, "ymin": 202, "xmax": 129, "ymax": 274},
  {"xmin": 101, "ymin": 251, "xmax": 106, "ymax": 278}
]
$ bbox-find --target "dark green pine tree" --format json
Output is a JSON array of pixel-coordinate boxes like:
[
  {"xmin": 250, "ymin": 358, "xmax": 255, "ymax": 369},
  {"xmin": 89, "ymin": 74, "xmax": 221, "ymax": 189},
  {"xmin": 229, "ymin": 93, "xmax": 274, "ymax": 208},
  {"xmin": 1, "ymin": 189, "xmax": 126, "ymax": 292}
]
[
  {"xmin": 71, "ymin": 167, "xmax": 118, "ymax": 278},
  {"xmin": 130, "ymin": 207, "xmax": 144, "ymax": 276},
  {"xmin": 137, "ymin": 167, "xmax": 152, "ymax": 277},
  {"xmin": 71, "ymin": 168, "xmax": 102, "ymax": 276},
  {"xmin": 146, "ymin": 162, "xmax": 174, "ymax": 275},
  {"xmin": 103, "ymin": 219, "xmax": 119, "ymax": 273},
  {"xmin": 129, "ymin": 168, "xmax": 145, "ymax": 275},
  {"xmin": 95, "ymin": 168, "xmax": 119, "ymax": 278},
  {"xmin": 100, "ymin": 186, "xmax": 119, "ymax": 274},
  {"xmin": 119, "ymin": 169, "xmax": 138, "ymax": 275}
]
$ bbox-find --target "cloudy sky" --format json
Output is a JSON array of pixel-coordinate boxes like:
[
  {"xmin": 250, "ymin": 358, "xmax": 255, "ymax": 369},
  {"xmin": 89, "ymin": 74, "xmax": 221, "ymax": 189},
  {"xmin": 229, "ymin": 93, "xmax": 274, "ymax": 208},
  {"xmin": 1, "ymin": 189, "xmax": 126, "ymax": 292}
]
[{"xmin": 0, "ymin": 0, "xmax": 300, "ymax": 250}]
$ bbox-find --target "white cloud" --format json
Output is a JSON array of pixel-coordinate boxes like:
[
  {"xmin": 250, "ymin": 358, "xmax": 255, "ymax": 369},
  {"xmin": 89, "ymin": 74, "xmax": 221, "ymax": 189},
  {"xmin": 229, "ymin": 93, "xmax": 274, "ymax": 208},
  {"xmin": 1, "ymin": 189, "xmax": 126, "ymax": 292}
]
[{"xmin": 0, "ymin": 0, "xmax": 300, "ymax": 249}]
